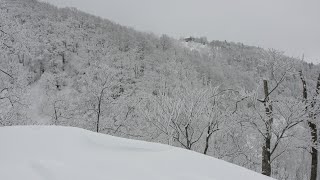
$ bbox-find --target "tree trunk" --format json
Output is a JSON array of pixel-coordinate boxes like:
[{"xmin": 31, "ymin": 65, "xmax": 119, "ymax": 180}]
[
  {"xmin": 96, "ymin": 98, "xmax": 102, "ymax": 133},
  {"xmin": 54, "ymin": 107, "xmax": 58, "ymax": 125},
  {"xmin": 203, "ymin": 125, "xmax": 211, "ymax": 155},
  {"xmin": 262, "ymin": 80, "xmax": 272, "ymax": 176},
  {"xmin": 300, "ymin": 71, "xmax": 318, "ymax": 180},
  {"xmin": 96, "ymin": 88, "xmax": 107, "ymax": 133},
  {"xmin": 61, "ymin": 52, "xmax": 66, "ymax": 71},
  {"xmin": 309, "ymin": 122, "xmax": 317, "ymax": 180},
  {"xmin": 185, "ymin": 124, "xmax": 191, "ymax": 150},
  {"xmin": 309, "ymin": 73, "xmax": 320, "ymax": 180}
]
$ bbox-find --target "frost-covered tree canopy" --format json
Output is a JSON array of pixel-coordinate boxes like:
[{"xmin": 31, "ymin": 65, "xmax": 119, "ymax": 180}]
[{"xmin": 1, "ymin": 0, "xmax": 319, "ymax": 179}]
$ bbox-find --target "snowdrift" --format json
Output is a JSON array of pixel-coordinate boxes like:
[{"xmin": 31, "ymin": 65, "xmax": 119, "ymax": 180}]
[{"xmin": 0, "ymin": 126, "xmax": 274, "ymax": 180}]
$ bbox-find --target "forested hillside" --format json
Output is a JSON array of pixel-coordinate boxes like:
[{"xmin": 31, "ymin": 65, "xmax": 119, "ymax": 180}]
[{"xmin": 1, "ymin": 0, "xmax": 320, "ymax": 179}]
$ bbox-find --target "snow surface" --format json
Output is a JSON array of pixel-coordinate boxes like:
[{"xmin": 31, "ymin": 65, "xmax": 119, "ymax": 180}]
[
  {"xmin": 180, "ymin": 41, "xmax": 212, "ymax": 55},
  {"xmin": 0, "ymin": 126, "xmax": 274, "ymax": 180}
]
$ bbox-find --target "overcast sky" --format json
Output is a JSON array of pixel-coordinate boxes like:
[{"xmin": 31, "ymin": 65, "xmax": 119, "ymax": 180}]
[{"xmin": 42, "ymin": 0, "xmax": 320, "ymax": 63}]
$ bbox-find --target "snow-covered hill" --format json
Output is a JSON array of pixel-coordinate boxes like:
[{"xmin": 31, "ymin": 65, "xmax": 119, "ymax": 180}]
[{"xmin": 0, "ymin": 126, "xmax": 273, "ymax": 180}]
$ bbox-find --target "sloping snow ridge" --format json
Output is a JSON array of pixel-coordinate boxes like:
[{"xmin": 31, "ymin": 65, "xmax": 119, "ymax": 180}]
[{"xmin": 0, "ymin": 126, "xmax": 274, "ymax": 180}]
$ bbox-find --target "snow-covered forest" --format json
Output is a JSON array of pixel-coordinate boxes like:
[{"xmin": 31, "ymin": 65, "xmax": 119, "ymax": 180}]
[{"xmin": 0, "ymin": 0, "xmax": 319, "ymax": 179}]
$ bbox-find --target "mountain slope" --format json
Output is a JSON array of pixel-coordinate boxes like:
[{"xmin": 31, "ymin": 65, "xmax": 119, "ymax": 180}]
[
  {"xmin": 0, "ymin": 0, "xmax": 319, "ymax": 179},
  {"xmin": 0, "ymin": 126, "xmax": 274, "ymax": 180}
]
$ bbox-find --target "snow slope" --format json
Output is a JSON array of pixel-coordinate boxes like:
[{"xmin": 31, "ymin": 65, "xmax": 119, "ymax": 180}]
[{"xmin": 0, "ymin": 126, "xmax": 274, "ymax": 180}]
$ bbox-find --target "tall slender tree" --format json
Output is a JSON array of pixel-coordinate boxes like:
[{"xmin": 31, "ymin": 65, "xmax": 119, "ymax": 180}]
[{"xmin": 300, "ymin": 70, "xmax": 319, "ymax": 180}]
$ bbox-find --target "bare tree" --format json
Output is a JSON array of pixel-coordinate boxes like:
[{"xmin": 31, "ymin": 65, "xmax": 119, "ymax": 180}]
[
  {"xmin": 234, "ymin": 50, "xmax": 302, "ymax": 177},
  {"xmin": 260, "ymin": 80, "xmax": 273, "ymax": 176},
  {"xmin": 76, "ymin": 64, "xmax": 119, "ymax": 132},
  {"xmin": 140, "ymin": 86, "xmax": 231, "ymax": 152},
  {"xmin": 299, "ymin": 70, "xmax": 320, "ymax": 180}
]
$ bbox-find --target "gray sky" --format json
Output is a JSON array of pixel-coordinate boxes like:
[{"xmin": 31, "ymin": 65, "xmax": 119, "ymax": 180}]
[{"xmin": 42, "ymin": 0, "xmax": 320, "ymax": 63}]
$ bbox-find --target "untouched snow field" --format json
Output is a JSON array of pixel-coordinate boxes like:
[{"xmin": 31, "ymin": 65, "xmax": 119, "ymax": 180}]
[{"xmin": 0, "ymin": 126, "xmax": 274, "ymax": 180}]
